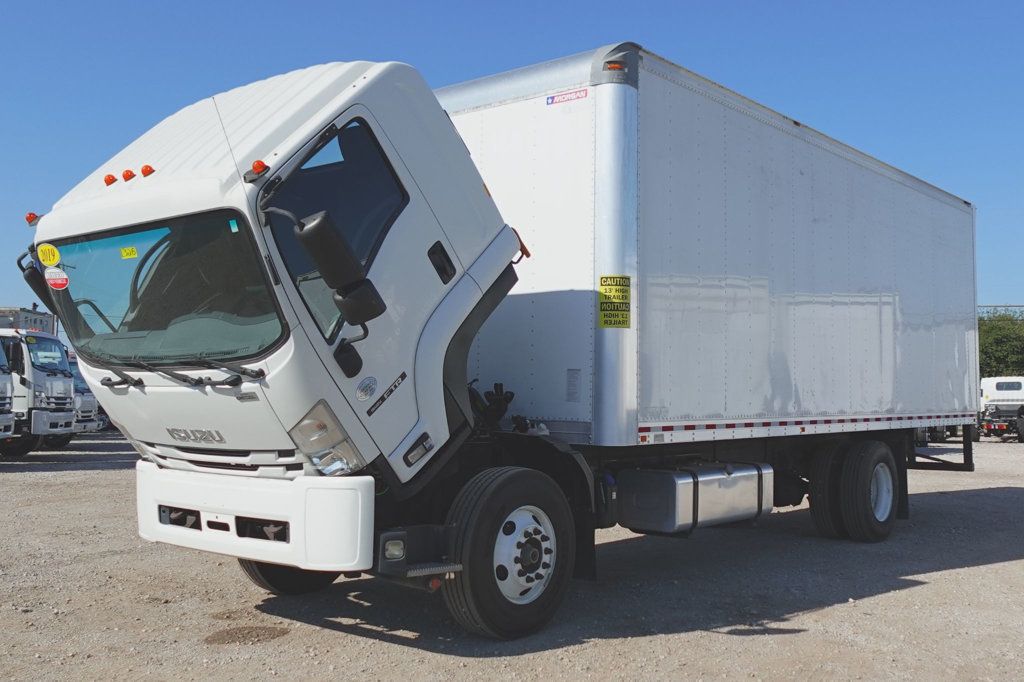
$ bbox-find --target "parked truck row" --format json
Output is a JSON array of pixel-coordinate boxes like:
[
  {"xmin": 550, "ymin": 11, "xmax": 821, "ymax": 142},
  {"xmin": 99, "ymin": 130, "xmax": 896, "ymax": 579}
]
[{"xmin": 18, "ymin": 43, "xmax": 978, "ymax": 637}]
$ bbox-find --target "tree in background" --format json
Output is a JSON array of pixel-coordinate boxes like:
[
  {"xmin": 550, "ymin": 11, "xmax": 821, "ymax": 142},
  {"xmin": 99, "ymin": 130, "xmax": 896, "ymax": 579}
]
[{"xmin": 979, "ymin": 308, "xmax": 1024, "ymax": 378}]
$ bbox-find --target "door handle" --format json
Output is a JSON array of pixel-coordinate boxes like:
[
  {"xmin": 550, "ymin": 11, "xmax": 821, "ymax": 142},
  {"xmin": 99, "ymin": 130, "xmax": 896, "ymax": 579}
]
[{"xmin": 427, "ymin": 241, "xmax": 456, "ymax": 284}]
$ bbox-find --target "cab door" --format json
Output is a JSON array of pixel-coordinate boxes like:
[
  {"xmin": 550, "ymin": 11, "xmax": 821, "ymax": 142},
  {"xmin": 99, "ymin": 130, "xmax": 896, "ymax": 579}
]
[{"xmin": 263, "ymin": 106, "xmax": 462, "ymax": 458}]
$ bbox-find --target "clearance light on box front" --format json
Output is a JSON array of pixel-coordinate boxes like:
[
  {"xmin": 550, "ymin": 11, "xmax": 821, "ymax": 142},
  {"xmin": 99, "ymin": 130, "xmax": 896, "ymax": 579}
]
[{"xmin": 288, "ymin": 400, "xmax": 366, "ymax": 476}]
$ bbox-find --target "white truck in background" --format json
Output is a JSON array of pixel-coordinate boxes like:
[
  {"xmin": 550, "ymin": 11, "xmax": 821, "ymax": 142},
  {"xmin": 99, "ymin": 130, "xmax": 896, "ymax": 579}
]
[
  {"xmin": 0, "ymin": 329, "xmax": 75, "ymax": 458},
  {"xmin": 19, "ymin": 43, "xmax": 977, "ymax": 637},
  {"xmin": 0, "ymin": 342, "xmax": 13, "ymax": 440},
  {"xmin": 978, "ymin": 377, "xmax": 1024, "ymax": 441},
  {"xmin": 40, "ymin": 352, "xmax": 103, "ymax": 449}
]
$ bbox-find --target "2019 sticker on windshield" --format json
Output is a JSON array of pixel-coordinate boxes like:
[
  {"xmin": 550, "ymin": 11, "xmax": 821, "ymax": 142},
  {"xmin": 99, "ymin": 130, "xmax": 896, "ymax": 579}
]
[
  {"xmin": 37, "ymin": 243, "xmax": 60, "ymax": 267},
  {"xmin": 44, "ymin": 266, "xmax": 70, "ymax": 290}
]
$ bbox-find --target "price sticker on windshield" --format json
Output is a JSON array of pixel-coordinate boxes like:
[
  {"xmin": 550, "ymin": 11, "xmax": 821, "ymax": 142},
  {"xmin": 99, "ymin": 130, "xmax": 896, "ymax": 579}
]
[
  {"xmin": 44, "ymin": 266, "xmax": 70, "ymax": 290},
  {"xmin": 37, "ymin": 243, "xmax": 60, "ymax": 267},
  {"xmin": 120, "ymin": 246, "xmax": 138, "ymax": 259}
]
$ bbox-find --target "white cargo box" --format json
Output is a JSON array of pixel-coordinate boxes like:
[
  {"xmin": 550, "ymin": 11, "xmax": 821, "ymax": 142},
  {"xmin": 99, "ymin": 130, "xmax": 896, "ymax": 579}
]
[{"xmin": 438, "ymin": 42, "xmax": 978, "ymax": 448}]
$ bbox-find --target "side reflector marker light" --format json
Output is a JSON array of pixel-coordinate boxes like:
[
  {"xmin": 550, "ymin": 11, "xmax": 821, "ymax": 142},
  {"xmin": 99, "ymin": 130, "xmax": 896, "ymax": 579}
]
[
  {"xmin": 104, "ymin": 174, "xmax": 117, "ymax": 186},
  {"xmin": 140, "ymin": 164, "xmax": 155, "ymax": 177},
  {"xmin": 122, "ymin": 169, "xmax": 136, "ymax": 181},
  {"xmin": 25, "ymin": 212, "xmax": 40, "ymax": 226},
  {"xmin": 243, "ymin": 159, "xmax": 270, "ymax": 183}
]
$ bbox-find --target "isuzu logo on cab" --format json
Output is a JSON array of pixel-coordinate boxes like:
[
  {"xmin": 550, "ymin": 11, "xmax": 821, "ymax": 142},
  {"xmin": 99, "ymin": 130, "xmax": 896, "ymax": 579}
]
[{"xmin": 166, "ymin": 428, "xmax": 226, "ymax": 444}]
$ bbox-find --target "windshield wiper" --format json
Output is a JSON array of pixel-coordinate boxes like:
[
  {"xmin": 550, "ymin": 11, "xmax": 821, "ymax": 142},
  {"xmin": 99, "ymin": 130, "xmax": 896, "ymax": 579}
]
[
  {"xmin": 176, "ymin": 358, "xmax": 266, "ymax": 380},
  {"xmin": 128, "ymin": 360, "xmax": 243, "ymax": 388},
  {"xmin": 89, "ymin": 356, "xmax": 144, "ymax": 388},
  {"xmin": 128, "ymin": 360, "xmax": 204, "ymax": 387}
]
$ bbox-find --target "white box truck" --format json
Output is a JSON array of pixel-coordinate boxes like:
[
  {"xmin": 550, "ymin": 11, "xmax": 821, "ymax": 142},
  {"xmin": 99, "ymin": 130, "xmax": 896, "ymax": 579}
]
[{"xmin": 17, "ymin": 42, "xmax": 978, "ymax": 637}]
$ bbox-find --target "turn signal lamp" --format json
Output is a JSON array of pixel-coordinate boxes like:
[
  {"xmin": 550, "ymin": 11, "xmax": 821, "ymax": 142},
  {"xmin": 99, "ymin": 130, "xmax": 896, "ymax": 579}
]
[{"xmin": 122, "ymin": 169, "xmax": 136, "ymax": 181}]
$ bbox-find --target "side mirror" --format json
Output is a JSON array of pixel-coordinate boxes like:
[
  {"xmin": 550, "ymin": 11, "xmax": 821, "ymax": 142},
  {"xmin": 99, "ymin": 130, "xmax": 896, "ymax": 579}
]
[{"xmin": 293, "ymin": 210, "xmax": 387, "ymax": 326}]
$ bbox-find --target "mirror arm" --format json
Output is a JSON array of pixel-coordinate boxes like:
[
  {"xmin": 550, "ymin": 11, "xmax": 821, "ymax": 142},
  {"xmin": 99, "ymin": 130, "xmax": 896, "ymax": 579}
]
[
  {"xmin": 339, "ymin": 323, "xmax": 369, "ymax": 346},
  {"xmin": 261, "ymin": 205, "xmax": 302, "ymax": 228}
]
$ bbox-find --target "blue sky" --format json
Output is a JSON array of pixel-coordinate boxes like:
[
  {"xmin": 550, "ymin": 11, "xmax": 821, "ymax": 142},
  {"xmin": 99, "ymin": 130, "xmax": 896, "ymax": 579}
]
[{"xmin": 1, "ymin": 1, "xmax": 1021, "ymax": 305}]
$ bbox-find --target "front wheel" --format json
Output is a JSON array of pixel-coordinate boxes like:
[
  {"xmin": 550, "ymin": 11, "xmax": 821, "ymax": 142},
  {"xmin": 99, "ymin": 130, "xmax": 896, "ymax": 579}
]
[
  {"xmin": 43, "ymin": 434, "xmax": 74, "ymax": 450},
  {"xmin": 442, "ymin": 467, "xmax": 575, "ymax": 639},
  {"xmin": 237, "ymin": 559, "xmax": 340, "ymax": 595},
  {"xmin": 0, "ymin": 435, "xmax": 42, "ymax": 460}
]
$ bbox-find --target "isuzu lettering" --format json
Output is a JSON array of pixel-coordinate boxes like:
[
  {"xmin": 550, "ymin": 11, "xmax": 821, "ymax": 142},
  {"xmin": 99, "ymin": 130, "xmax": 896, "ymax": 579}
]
[{"xmin": 18, "ymin": 43, "xmax": 978, "ymax": 637}]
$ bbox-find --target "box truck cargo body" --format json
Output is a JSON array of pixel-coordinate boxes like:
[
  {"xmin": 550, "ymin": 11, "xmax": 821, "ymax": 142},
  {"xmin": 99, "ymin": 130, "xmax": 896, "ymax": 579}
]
[
  {"xmin": 439, "ymin": 45, "xmax": 978, "ymax": 447},
  {"xmin": 22, "ymin": 42, "xmax": 977, "ymax": 638}
]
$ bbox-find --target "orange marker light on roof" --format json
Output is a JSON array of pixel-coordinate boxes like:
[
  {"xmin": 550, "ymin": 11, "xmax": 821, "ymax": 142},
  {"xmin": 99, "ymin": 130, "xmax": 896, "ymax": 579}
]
[
  {"xmin": 122, "ymin": 169, "xmax": 136, "ymax": 181},
  {"xmin": 141, "ymin": 164, "xmax": 155, "ymax": 177},
  {"xmin": 104, "ymin": 174, "xmax": 117, "ymax": 186},
  {"xmin": 25, "ymin": 212, "xmax": 40, "ymax": 225},
  {"xmin": 605, "ymin": 61, "xmax": 625, "ymax": 71},
  {"xmin": 244, "ymin": 159, "xmax": 270, "ymax": 183}
]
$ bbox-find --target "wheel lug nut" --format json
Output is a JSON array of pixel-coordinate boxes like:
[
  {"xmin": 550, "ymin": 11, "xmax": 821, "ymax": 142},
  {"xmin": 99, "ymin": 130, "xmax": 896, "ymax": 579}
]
[
  {"xmin": 533, "ymin": 529, "xmax": 542, "ymax": 536},
  {"xmin": 518, "ymin": 569, "xmax": 527, "ymax": 577},
  {"xmin": 543, "ymin": 547, "xmax": 553, "ymax": 555},
  {"xmin": 542, "ymin": 562, "xmax": 550, "ymax": 569},
  {"xmin": 534, "ymin": 572, "xmax": 543, "ymax": 580},
  {"xmin": 525, "ymin": 576, "xmax": 534, "ymax": 583},
  {"xmin": 540, "ymin": 534, "xmax": 550, "ymax": 542}
]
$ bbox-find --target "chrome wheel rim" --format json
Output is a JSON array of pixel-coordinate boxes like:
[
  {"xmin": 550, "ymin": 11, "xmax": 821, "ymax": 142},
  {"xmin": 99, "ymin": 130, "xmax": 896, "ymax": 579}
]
[
  {"xmin": 492, "ymin": 505, "xmax": 556, "ymax": 605},
  {"xmin": 870, "ymin": 462, "xmax": 894, "ymax": 522}
]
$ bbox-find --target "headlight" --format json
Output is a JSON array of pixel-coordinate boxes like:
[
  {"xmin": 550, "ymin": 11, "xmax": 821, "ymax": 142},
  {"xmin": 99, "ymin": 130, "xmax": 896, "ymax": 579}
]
[
  {"xmin": 288, "ymin": 400, "xmax": 366, "ymax": 476},
  {"xmin": 33, "ymin": 390, "xmax": 47, "ymax": 408}
]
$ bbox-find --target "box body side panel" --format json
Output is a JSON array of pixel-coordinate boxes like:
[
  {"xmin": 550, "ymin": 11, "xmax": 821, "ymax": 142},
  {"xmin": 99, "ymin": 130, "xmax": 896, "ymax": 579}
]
[
  {"xmin": 636, "ymin": 60, "xmax": 978, "ymax": 435},
  {"xmin": 450, "ymin": 90, "xmax": 598, "ymax": 443}
]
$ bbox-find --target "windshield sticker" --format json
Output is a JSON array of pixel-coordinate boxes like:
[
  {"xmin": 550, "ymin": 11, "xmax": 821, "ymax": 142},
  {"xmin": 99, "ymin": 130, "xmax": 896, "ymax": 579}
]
[
  {"xmin": 25, "ymin": 336, "xmax": 36, "ymax": 344},
  {"xmin": 37, "ymin": 243, "xmax": 61, "ymax": 267},
  {"xmin": 229, "ymin": 218, "xmax": 239, "ymax": 233},
  {"xmin": 44, "ymin": 266, "xmax": 70, "ymax": 290},
  {"xmin": 120, "ymin": 246, "xmax": 139, "ymax": 259}
]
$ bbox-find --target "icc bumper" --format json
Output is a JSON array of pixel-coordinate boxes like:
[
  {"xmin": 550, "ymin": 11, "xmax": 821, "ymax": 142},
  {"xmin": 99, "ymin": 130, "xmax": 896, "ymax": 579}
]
[
  {"xmin": 30, "ymin": 409, "xmax": 74, "ymax": 435},
  {"xmin": 136, "ymin": 461, "xmax": 375, "ymax": 571}
]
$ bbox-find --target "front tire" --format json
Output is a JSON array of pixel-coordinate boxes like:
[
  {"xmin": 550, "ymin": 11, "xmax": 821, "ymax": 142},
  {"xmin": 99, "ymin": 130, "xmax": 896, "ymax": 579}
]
[
  {"xmin": 442, "ymin": 467, "xmax": 575, "ymax": 639},
  {"xmin": 0, "ymin": 435, "xmax": 42, "ymax": 460},
  {"xmin": 839, "ymin": 441, "xmax": 898, "ymax": 542},
  {"xmin": 43, "ymin": 434, "xmax": 74, "ymax": 450},
  {"xmin": 237, "ymin": 559, "xmax": 340, "ymax": 595}
]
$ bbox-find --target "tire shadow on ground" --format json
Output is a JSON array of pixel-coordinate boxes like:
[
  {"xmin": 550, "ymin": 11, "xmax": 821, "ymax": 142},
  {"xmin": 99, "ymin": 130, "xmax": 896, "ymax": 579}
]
[{"xmin": 256, "ymin": 486, "xmax": 1024, "ymax": 656}]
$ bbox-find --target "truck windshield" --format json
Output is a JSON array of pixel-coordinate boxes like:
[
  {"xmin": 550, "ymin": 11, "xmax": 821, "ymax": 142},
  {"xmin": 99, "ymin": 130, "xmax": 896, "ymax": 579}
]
[
  {"xmin": 24, "ymin": 335, "xmax": 70, "ymax": 374},
  {"xmin": 47, "ymin": 209, "xmax": 284, "ymax": 366},
  {"xmin": 68, "ymin": 360, "xmax": 89, "ymax": 393},
  {"xmin": 0, "ymin": 339, "xmax": 8, "ymax": 372}
]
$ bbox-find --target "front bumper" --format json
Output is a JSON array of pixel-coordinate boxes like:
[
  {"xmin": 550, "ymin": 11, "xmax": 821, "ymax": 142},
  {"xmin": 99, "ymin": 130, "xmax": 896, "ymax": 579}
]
[
  {"xmin": 73, "ymin": 418, "xmax": 102, "ymax": 434},
  {"xmin": 30, "ymin": 409, "xmax": 74, "ymax": 435},
  {"xmin": 136, "ymin": 461, "xmax": 375, "ymax": 571}
]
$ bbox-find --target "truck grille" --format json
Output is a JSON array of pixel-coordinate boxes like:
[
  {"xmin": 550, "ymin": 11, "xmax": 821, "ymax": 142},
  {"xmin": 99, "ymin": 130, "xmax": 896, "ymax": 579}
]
[
  {"xmin": 138, "ymin": 442, "xmax": 313, "ymax": 479},
  {"xmin": 43, "ymin": 396, "xmax": 73, "ymax": 410},
  {"xmin": 76, "ymin": 408, "xmax": 97, "ymax": 420}
]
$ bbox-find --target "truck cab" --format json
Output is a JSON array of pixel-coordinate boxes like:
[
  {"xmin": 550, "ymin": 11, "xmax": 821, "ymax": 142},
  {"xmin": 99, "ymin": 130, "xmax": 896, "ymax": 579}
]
[
  {"xmin": 979, "ymin": 377, "xmax": 1024, "ymax": 439},
  {"xmin": 0, "ymin": 329, "xmax": 75, "ymax": 458},
  {"xmin": 40, "ymin": 354, "xmax": 102, "ymax": 449}
]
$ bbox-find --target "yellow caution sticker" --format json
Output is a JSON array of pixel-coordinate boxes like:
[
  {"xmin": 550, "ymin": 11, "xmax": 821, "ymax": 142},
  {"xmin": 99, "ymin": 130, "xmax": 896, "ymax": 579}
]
[
  {"xmin": 120, "ymin": 246, "xmax": 139, "ymax": 259},
  {"xmin": 598, "ymin": 275, "xmax": 631, "ymax": 328},
  {"xmin": 25, "ymin": 336, "xmax": 36, "ymax": 344},
  {"xmin": 37, "ymin": 243, "xmax": 60, "ymax": 267}
]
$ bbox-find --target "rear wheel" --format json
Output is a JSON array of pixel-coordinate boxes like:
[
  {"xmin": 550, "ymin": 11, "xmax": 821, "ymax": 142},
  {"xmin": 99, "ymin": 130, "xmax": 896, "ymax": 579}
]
[
  {"xmin": 43, "ymin": 434, "xmax": 74, "ymax": 450},
  {"xmin": 237, "ymin": 559, "xmax": 340, "ymax": 595},
  {"xmin": 442, "ymin": 466, "xmax": 575, "ymax": 639},
  {"xmin": 808, "ymin": 444, "xmax": 848, "ymax": 539},
  {"xmin": 0, "ymin": 435, "xmax": 42, "ymax": 460},
  {"xmin": 839, "ymin": 441, "xmax": 898, "ymax": 542}
]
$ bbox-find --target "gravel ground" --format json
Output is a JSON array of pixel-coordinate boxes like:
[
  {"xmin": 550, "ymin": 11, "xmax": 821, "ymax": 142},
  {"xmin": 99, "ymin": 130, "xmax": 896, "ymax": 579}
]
[{"xmin": 2, "ymin": 434, "xmax": 1023, "ymax": 680}]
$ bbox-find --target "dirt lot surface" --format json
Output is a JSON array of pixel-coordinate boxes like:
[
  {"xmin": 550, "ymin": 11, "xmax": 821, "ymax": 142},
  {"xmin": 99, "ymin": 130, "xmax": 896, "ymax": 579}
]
[{"xmin": 2, "ymin": 434, "xmax": 1023, "ymax": 680}]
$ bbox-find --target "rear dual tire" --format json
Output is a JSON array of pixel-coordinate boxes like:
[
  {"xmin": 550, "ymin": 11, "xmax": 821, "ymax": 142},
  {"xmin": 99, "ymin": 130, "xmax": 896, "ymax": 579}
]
[{"xmin": 809, "ymin": 440, "xmax": 898, "ymax": 542}]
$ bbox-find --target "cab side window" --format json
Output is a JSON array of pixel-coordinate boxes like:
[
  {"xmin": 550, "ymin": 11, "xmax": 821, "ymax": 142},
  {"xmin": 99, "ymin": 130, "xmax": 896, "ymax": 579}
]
[{"xmin": 267, "ymin": 119, "xmax": 408, "ymax": 339}]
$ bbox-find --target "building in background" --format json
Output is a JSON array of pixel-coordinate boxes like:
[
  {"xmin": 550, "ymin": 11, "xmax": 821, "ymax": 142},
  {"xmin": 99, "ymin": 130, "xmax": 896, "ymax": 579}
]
[{"xmin": 0, "ymin": 305, "xmax": 57, "ymax": 334}]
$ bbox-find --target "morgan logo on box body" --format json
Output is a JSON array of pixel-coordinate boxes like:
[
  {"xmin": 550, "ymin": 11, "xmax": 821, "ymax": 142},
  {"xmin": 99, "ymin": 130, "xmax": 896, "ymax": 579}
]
[
  {"xmin": 166, "ymin": 428, "xmax": 226, "ymax": 444},
  {"xmin": 546, "ymin": 88, "xmax": 587, "ymax": 105}
]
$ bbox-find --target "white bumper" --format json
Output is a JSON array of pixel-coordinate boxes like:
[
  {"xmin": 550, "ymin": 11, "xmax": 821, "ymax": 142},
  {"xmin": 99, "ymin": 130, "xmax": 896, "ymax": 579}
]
[
  {"xmin": 136, "ymin": 461, "xmax": 375, "ymax": 571},
  {"xmin": 73, "ymin": 419, "xmax": 102, "ymax": 433},
  {"xmin": 30, "ymin": 409, "xmax": 74, "ymax": 435}
]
